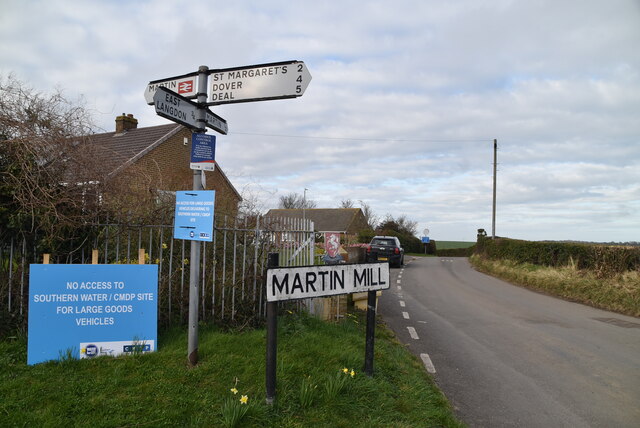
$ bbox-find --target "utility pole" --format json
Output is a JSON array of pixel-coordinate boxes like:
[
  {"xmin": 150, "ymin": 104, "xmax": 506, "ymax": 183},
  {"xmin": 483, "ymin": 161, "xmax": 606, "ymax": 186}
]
[
  {"xmin": 303, "ymin": 188, "xmax": 308, "ymax": 223},
  {"xmin": 492, "ymin": 139, "xmax": 497, "ymax": 239}
]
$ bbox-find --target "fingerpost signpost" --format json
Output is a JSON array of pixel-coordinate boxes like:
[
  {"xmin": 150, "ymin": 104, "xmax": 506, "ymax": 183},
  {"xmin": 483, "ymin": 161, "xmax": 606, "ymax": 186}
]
[{"xmin": 146, "ymin": 61, "xmax": 312, "ymax": 372}]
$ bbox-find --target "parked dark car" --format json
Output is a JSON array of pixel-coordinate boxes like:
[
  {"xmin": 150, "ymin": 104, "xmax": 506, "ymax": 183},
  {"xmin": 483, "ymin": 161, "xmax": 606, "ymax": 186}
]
[{"xmin": 366, "ymin": 236, "xmax": 404, "ymax": 267}]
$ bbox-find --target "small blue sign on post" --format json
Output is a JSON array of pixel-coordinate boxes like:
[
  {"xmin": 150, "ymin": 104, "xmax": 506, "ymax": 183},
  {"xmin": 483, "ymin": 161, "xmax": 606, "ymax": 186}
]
[
  {"xmin": 190, "ymin": 133, "xmax": 216, "ymax": 171},
  {"xmin": 174, "ymin": 190, "xmax": 215, "ymax": 241},
  {"xmin": 27, "ymin": 264, "xmax": 158, "ymax": 365},
  {"xmin": 421, "ymin": 236, "xmax": 430, "ymax": 243}
]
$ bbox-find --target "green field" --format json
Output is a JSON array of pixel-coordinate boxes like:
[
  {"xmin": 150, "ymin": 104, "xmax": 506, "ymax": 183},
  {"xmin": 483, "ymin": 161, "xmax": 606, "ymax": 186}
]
[
  {"xmin": 0, "ymin": 313, "xmax": 462, "ymax": 427},
  {"xmin": 435, "ymin": 241, "xmax": 476, "ymax": 250}
]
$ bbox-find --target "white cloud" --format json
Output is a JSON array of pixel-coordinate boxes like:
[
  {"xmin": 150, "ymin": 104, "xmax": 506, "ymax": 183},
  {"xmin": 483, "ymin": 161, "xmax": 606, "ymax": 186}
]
[{"xmin": 1, "ymin": 0, "xmax": 639, "ymax": 242}]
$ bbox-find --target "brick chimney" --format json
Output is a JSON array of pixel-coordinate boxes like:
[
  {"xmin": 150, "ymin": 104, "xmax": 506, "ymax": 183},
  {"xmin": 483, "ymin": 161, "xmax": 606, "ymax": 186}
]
[{"xmin": 115, "ymin": 113, "xmax": 138, "ymax": 133}]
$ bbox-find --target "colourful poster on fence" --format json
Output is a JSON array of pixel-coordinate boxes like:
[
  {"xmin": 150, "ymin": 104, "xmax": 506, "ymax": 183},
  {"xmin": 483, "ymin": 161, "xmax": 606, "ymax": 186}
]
[{"xmin": 325, "ymin": 232, "xmax": 340, "ymax": 258}]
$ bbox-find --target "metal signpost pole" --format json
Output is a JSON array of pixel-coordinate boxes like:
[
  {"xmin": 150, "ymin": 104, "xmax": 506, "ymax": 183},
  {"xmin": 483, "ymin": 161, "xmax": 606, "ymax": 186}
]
[
  {"xmin": 265, "ymin": 253, "xmax": 279, "ymax": 404},
  {"xmin": 364, "ymin": 289, "xmax": 377, "ymax": 376},
  {"xmin": 187, "ymin": 66, "xmax": 209, "ymax": 366},
  {"xmin": 149, "ymin": 60, "xmax": 310, "ymax": 369}
]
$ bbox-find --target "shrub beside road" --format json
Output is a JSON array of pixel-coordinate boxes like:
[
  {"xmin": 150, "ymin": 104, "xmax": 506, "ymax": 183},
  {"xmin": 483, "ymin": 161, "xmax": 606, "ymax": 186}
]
[{"xmin": 470, "ymin": 237, "xmax": 640, "ymax": 317}]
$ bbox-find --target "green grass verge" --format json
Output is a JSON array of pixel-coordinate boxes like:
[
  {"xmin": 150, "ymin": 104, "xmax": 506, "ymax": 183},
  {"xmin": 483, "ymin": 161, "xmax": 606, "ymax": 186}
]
[
  {"xmin": 470, "ymin": 254, "xmax": 640, "ymax": 317},
  {"xmin": 0, "ymin": 313, "xmax": 462, "ymax": 427}
]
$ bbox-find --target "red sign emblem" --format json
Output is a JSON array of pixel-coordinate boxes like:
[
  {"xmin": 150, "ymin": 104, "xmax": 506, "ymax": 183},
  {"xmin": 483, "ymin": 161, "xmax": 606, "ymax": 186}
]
[
  {"xmin": 325, "ymin": 232, "xmax": 341, "ymax": 258},
  {"xmin": 178, "ymin": 80, "xmax": 194, "ymax": 94}
]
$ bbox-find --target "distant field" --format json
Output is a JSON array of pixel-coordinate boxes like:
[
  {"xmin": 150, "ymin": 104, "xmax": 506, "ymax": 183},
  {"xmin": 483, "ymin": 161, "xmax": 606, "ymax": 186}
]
[{"xmin": 435, "ymin": 241, "xmax": 476, "ymax": 250}]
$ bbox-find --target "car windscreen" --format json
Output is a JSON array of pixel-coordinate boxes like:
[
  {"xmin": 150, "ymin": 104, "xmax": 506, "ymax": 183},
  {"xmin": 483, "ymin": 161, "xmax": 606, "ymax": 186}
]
[{"xmin": 371, "ymin": 239, "xmax": 396, "ymax": 246}]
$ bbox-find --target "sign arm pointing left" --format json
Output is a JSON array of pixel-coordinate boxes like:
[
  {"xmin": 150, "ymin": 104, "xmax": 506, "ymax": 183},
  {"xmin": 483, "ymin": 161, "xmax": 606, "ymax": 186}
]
[{"xmin": 152, "ymin": 87, "xmax": 228, "ymax": 134}]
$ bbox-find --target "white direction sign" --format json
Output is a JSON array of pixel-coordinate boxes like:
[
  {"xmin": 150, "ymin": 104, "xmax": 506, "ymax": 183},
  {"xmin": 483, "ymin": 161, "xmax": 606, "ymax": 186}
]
[
  {"xmin": 153, "ymin": 87, "xmax": 228, "ymax": 134},
  {"xmin": 266, "ymin": 262, "xmax": 389, "ymax": 302},
  {"xmin": 205, "ymin": 110, "xmax": 228, "ymax": 135},
  {"xmin": 145, "ymin": 73, "xmax": 198, "ymax": 105},
  {"xmin": 208, "ymin": 60, "xmax": 312, "ymax": 105},
  {"xmin": 154, "ymin": 87, "xmax": 201, "ymax": 130}
]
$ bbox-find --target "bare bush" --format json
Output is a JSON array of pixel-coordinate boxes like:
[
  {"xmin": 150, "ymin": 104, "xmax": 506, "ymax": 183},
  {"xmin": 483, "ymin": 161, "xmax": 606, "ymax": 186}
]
[{"xmin": 0, "ymin": 74, "xmax": 104, "ymax": 250}]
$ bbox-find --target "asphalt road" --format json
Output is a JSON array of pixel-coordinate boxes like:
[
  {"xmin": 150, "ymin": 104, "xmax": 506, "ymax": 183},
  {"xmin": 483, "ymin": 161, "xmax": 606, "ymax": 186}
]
[{"xmin": 378, "ymin": 256, "xmax": 640, "ymax": 427}]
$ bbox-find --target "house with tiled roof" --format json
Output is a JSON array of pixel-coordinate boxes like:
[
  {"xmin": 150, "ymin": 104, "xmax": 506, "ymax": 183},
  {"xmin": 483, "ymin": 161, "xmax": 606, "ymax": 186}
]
[
  {"xmin": 88, "ymin": 114, "xmax": 241, "ymax": 221},
  {"xmin": 264, "ymin": 208, "xmax": 371, "ymax": 241}
]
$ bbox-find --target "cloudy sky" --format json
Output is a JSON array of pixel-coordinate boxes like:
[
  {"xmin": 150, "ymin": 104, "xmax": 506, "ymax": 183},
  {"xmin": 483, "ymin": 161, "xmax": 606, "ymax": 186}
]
[{"xmin": 2, "ymin": 0, "xmax": 639, "ymax": 242}]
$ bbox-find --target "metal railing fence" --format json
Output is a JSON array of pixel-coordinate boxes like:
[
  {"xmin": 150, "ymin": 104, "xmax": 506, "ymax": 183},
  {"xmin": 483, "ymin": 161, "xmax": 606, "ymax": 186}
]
[{"xmin": 0, "ymin": 215, "xmax": 315, "ymax": 331}]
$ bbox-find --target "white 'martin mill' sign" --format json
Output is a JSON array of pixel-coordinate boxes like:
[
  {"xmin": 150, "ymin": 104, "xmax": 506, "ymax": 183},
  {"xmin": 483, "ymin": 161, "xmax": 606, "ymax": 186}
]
[
  {"xmin": 144, "ymin": 74, "xmax": 198, "ymax": 104},
  {"xmin": 266, "ymin": 263, "xmax": 390, "ymax": 302}
]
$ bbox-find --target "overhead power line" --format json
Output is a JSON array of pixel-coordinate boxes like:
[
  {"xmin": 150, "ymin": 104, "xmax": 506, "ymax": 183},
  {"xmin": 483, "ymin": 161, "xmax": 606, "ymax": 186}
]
[{"xmin": 229, "ymin": 131, "xmax": 492, "ymax": 143}]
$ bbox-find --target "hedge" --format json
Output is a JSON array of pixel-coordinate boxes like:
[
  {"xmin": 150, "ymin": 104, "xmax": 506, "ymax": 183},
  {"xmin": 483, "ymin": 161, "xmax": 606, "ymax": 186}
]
[
  {"xmin": 475, "ymin": 237, "xmax": 640, "ymax": 277},
  {"xmin": 436, "ymin": 246, "xmax": 475, "ymax": 257}
]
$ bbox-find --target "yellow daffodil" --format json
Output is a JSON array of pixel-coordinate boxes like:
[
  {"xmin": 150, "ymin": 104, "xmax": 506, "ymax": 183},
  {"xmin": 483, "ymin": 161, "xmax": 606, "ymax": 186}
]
[
  {"xmin": 240, "ymin": 395, "xmax": 248, "ymax": 404},
  {"xmin": 350, "ymin": 369, "xmax": 356, "ymax": 378},
  {"xmin": 342, "ymin": 367, "xmax": 349, "ymax": 374},
  {"xmin": 162, "ymin": 243, "xmax": 168, "ymax": 249},
  {"xmin": 230, "ymin": 388, "xmax": 238, "ymax": 395}
]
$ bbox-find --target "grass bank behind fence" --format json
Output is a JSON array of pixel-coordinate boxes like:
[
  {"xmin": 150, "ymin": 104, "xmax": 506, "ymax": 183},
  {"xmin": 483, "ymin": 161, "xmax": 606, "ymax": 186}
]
[{"xmin": 0, "ymin": 312, "xmax": 462, "ymax": 428}]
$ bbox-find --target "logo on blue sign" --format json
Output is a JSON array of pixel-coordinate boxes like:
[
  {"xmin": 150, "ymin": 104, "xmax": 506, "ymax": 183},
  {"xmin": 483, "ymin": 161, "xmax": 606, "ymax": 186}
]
[
  {"xmin": 85, "ymin": 344, "xmax": 98, "ymax": 358},
  {"xmin": 123, "ymin": 344, "xmax": 151, "ymax": 353}
]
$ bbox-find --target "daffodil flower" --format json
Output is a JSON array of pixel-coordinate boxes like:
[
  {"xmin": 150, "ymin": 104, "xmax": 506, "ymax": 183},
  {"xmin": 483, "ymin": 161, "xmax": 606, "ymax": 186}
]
[
  {"xmin": 342, "ymin": 367, "xmax": 349, "ymax": 374},
  {"xmin": 240, "ymin": 395, "xmax": 248, "ymax": 404},
  {"xmin": 350, "ymin": 369, "xmax": 355, "ymax": 378},
  {"xmin": 230, "ymin": 387, "xmax": 238, "ymax": 395}
]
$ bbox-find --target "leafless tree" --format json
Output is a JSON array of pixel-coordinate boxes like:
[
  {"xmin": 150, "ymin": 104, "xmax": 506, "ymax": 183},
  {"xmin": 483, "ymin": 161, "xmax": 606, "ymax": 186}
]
[
  {"xmin": 339, "ymin": 199, "xmax": 355, "ymax": 208},
  {"xmin": 278, "ymin": 192, "xmax": 317, "ymax": 209},
  {"xmin": 378, "ymin": 214, "xmax": 418, "ymax": 236},
  {"xmin": 359, "ymin": 200, "xmax": 378, "ymax": 229}
]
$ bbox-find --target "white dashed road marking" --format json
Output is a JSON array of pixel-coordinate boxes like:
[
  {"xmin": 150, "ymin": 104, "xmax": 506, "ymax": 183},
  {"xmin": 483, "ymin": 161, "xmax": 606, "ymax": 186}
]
[
  {"xmin": 407, "ymin": 326, "xmax": 419, "ymax": 340},
  {"xmin": 420, "ymin": 353, "xmax": 436, "ymax": 373},
  {"xmin": 395, "ymin": 261, "xmax": 435, "ymax": 375}
]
